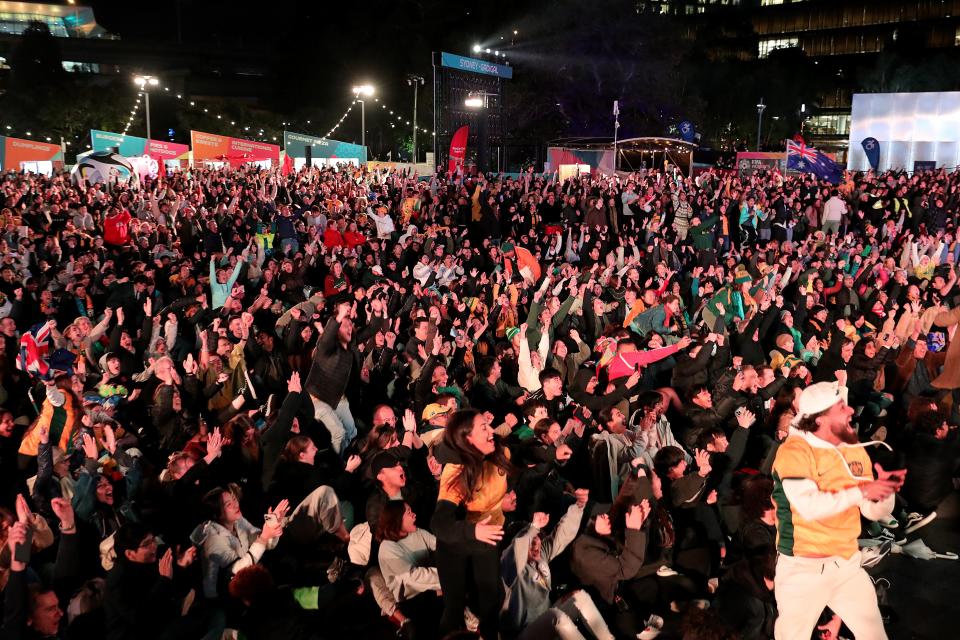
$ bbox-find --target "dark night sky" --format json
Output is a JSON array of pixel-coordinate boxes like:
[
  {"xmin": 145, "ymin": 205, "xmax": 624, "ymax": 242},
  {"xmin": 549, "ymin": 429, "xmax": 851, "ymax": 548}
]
[{"xmin": 87, "ymin": 0, "xmax": 537, "ymax": 114}]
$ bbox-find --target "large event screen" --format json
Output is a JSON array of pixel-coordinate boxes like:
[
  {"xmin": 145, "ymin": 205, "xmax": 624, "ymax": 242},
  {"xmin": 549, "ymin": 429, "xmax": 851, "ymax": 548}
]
[{"xmin": 847, "ymin": 92, "xmax": 960, "ymax": 172}]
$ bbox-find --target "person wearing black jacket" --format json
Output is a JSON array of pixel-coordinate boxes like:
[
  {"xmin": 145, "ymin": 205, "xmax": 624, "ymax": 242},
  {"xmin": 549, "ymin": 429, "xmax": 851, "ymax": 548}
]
[
  {"xmin": 901, "ymin": 410, "xmax": 960, "ymax": 515},
  {"xmin": 713, "ymin": 553, "xmax": 777, "ymax": 640},
  {"xmin": 2, "ymin": 497, "xmax": 81, "ymax": 640},
  {"xmin": 303, "ymin": 301, "xmax": 385, "ymax": 456},
  {"xmin": 105, "ymin": 523, "xmax": 202, "ymax": 640},
  {"xmin": 733, "ymin": 304, "xmax": 777, "ymax": 367}
]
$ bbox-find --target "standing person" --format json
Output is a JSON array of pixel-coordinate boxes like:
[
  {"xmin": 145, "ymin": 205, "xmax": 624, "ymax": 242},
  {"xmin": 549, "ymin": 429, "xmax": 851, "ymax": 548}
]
[
  {"xmin": 771, "ymin": 381, "xmax": 906, "ymax": 640},
  {"xmin": 103, "ymin": 205, "xmax": 132, "ymax": 248},
  {"xmin": 821, "ymin": 190, "xmax": 847, "ymax": 237},
  {"xmin": 304, "ymin": 301, "xmax": 359, "ymax": 456},
  {"xmin": 431, "ymin": 409, "xmax": 511, "ymax": 639}
]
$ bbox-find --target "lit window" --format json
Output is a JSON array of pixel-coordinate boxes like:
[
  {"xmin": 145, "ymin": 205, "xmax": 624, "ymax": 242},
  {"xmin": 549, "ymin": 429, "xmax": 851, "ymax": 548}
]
[{"xmin": 758, "ymin": 36, "xmax": 799, "ymax": 58}]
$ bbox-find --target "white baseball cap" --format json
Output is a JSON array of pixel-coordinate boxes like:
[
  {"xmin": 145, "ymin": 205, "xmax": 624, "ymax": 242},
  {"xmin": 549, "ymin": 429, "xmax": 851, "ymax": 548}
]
[{"xmin": 792, "ymin": 381, "xmax": 848, "ymax": 426}]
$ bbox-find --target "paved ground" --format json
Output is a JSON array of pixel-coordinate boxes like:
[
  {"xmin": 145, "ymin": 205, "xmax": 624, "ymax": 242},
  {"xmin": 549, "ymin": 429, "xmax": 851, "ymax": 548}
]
[{"xmin": 869, "ymin": 493, "xmax": 960, "ymax": 640}]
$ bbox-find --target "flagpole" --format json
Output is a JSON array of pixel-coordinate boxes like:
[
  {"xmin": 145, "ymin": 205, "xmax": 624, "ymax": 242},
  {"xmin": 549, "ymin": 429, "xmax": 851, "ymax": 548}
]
[{"xmin": 613, "ymin": 100, "xmax": 620, "ymax": 174}]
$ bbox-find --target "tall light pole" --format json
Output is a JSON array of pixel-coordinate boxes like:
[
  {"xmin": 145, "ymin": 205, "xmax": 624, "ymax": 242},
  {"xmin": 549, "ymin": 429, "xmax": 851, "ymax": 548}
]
[
  {"xmin": 134, "ymin": 75, "xmax": 160, "ymax": 140},
  {"xmin": 352, "ymin": 84, "xmax": 375, "ymax": 150},
  {"xmin": 756, "ymin": 97, "xmax": 766, "ymax": 151},
  {"xmin": 407, "ymin": 74, "xmax": 424, "ymax": 163}
]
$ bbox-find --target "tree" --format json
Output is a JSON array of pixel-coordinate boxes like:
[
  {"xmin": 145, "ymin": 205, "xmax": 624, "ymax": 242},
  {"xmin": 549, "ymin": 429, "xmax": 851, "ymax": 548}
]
[{"xmin": 8, "ymin": 21, "xmax": 65, "ymax": 94}]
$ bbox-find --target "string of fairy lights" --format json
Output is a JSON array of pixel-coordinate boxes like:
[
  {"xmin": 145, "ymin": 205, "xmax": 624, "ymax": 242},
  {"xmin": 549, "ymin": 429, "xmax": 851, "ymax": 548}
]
[
  {"xmin": 121, "ymin": 91, "xmax": 144, "ymax": 137},
  {"xmin": 3, "ymin": 82, "xmax": 437, "ymax": 150}
]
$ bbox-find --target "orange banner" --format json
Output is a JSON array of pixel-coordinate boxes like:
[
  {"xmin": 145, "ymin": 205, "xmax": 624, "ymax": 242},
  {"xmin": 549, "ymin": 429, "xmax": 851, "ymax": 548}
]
[
  {"xmin": 1, "ymin": 136, "xmax": 63, "ymax": 170},
  {"xmin": 190, "ymin": 130, "xmax": 280, "ymax": 167}
]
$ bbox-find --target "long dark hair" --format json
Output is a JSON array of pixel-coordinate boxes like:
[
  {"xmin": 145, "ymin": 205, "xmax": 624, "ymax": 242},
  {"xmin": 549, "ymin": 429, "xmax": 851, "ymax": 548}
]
[
  {"xmin": 767, "ymin": 380, "xmax": 801, "ymax": 433},
  {"xmin": 442, "ymin": 409, "xmax": 511, "ymax": 500},
  {"xmin": 375, "ymin": 501, "xmax": 409, "ymax": 543}
]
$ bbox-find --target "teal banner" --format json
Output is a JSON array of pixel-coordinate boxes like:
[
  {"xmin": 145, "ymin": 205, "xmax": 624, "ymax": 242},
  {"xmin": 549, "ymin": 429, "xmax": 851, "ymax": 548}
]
[
  {"xmin": 283, "ymin": 132, "xmax": 367, "ymax": 164},
  {"xmin": 440, "ymin": 52, "xmax": 513, "ymax": 79},
  {"xmin": 90, "ymin": 130, "xmax": 148, "ymax": 156}
]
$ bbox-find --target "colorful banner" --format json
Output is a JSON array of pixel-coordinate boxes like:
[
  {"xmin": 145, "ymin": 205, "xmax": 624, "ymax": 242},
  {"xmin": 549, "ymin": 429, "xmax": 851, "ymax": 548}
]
[
  {"xmin": 440, "ymin": 52, "xmax": 513, "ymax": 79},
  {"xmin": 546, "ymin": 147, "xmax": 616, "ymax": 174},
  {"xmin": 190, "ymin": 130, "xmax": 280, "ymax": 167},
  {"xmin": 0, "ymin": 136, "xmax": 63, "ymax": 171},
  {"xmin": 282, "ymin": 131, "xmax": 367, "ymax": 164},
  {"xmin": 447, "ymin": 126, "xmax": 469, "ymax": 174},
  {"xmin": 90, "ymin": 130, "xmax": 189, "ymax": 162},
  {"xmin": 736, "ymin": 151, "xmax": 786, "ymax": 178}
]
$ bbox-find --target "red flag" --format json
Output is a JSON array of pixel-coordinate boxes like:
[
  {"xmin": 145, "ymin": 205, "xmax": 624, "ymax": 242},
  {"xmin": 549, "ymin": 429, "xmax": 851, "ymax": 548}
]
[
  {"xmin": 447, "ymin": 126, "xmax": 469, "ymax": 174},
  {"xmin": 281, "ymin": 152, "xmax": 293, "ymax": 176}
]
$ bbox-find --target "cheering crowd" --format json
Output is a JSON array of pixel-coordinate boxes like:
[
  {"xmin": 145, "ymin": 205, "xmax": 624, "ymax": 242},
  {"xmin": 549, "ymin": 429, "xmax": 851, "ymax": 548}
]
[{"xmin": 0, "ymin": 160, "xmax": 958, "ymax": 640}]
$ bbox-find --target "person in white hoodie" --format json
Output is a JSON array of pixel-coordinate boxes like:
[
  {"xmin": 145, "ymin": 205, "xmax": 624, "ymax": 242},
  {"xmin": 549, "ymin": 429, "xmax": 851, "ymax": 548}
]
[
  {"xmin": 367, "ymin": 204, "xmax": 396, "ymax": 239},
  {"xmin": 517, "ymin": 322, "xmax": 549, "ymax": 393},
  {"xmin": 771, "ymin": 381, "xmax": 905, "ymax": 640},
  {"xmin": 500, "ymin": 490, "xmax": 614, "ymax": 640},
  {"xmin": 190, "ymin": 484, "xmax": 288, "ymax": 600}
]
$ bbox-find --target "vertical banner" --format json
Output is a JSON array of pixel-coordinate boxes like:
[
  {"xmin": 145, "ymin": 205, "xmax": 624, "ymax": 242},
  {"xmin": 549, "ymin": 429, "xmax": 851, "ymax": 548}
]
[
  {"xmin": 860, "ymin": 137, "xmax": 880, "ymax": 171},
  {"xmin": 447, "ymin": 125, "xmax": 469, "ymax": 174}
]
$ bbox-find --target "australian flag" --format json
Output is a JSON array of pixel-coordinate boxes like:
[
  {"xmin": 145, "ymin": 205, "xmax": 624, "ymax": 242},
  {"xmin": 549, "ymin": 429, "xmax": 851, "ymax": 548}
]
[{"xmin": 786, "ymin": 140, "xmax": 842, "ymax": 184}]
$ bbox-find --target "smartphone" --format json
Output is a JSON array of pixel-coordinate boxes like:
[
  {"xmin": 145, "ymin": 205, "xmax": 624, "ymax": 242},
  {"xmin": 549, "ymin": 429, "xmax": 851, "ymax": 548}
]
[{"xmin": 13, "ymin": 526, "xmax": 33, "ymax": 564}]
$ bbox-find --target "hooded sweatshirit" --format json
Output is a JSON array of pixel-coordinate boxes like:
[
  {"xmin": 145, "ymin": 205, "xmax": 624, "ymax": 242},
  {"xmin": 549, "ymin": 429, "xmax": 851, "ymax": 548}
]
[{"xmin": 772, "ymin": 428, "xmax": 894, "ymax": 559}]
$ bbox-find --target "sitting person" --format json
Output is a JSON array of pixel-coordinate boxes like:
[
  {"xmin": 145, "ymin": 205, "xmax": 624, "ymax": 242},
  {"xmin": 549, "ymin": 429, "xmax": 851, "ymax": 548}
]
[
  {"xmin": 376, "ymin": 501, "xmax": 443, "ymax": 639},
  {"xmin": 500, "ymin": 490, "xmax": 612, "ymax": 640}
]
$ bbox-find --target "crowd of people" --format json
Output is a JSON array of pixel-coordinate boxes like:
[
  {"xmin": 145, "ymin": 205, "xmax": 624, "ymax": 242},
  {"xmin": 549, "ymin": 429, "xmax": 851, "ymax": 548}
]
[{"xmin": 0, "ymin": 159, "xmax": 957, "ymax": 640}]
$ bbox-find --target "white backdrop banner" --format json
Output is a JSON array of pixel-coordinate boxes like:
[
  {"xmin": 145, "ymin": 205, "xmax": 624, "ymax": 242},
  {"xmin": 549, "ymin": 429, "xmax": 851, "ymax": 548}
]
[{"xmin": 847, "ymin": 92, "xmax": 960, "ymax": 172}]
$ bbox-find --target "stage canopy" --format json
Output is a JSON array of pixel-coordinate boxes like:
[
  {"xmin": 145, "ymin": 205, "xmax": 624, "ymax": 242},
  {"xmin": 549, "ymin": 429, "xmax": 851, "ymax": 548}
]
[{"xmin": 547, "ymin": 137, "xmax": 697, "ymax": 176}]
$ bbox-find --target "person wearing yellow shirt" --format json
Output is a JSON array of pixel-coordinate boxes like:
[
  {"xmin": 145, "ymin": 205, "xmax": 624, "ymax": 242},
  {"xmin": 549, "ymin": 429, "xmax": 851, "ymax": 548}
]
[
  {"xmin": 771, "ymin": 381, "xmax": 906, "ymax": 640},
  {"xmin": 431, "ymin": 410, "xmax": 511, "ymax": 639}
]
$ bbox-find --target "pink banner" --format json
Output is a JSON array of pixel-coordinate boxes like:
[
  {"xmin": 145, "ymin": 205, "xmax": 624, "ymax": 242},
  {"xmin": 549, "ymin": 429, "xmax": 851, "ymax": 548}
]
[{"xmin": 146, "ymin": 139, "xmax": 189, "ymax": 161}]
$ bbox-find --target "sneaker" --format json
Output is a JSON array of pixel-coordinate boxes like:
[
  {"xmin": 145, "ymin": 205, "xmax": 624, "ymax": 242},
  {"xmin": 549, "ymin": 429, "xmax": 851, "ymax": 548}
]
[
  {"xmin": 638, "ymin": 613, "xmax": 665, "ymax": 638},
  {"xmin": 326, "ymin": 557, "xmax": 345, "ymax": 583},
  {"xmin": 877, "ymin": 516, "xmax": 899, "ymax": 530},
  {"xmin": 904, "ymin": 511, "xmax": 937, "ymax": 534},
  {"xmin": 861, "ymin": 540, "xmax": 892, "ymax": 567},
  {"xmin": 657, "ymin": 565, "xmax": 679, "ymax": 577},
  {"xmin": 874, "ymin": 528, "xmax": 896, "ymax": 542}
]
